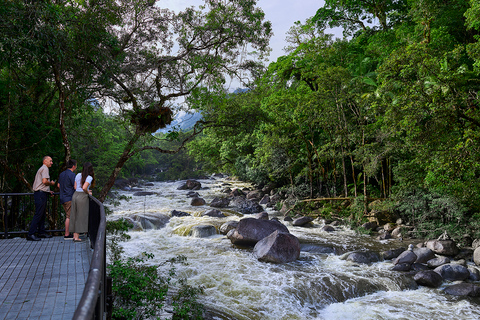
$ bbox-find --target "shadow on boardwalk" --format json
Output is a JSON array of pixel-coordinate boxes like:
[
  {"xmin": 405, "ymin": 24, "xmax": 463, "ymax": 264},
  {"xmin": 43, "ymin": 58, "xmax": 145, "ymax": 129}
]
[{"xmin": 0, "ymin": 236, "xmax": 91, "ymax": 320}]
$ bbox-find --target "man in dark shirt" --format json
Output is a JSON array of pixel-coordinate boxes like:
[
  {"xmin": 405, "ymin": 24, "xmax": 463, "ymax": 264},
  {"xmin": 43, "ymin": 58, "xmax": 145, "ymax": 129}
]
[{"xmin": 58, "ymin": 159, "xmax": 77, "ymax": 240}]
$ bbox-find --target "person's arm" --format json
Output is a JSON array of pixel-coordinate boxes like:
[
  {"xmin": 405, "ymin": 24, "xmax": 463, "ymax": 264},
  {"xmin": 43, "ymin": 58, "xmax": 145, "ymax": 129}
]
[
  {"xmin": 42, "ymin": 178, "xmax": 55, "ymax": 186},
  {"xmin": 82, "ymin": 181, "xmax": 92, "ymax": 195},
  {"xmin": 74, "ymin": 181, "xmax": 77, "ymax": 190}
]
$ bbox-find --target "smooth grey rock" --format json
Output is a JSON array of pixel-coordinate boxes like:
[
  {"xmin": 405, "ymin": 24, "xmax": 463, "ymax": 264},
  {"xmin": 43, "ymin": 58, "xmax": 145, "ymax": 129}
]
[
  {"xmin": 425, "ymin": 239, "xmax": 458, "ymax": 256},
  {"xmin": 473, "ymin": 247, "xmax": 480, "ymax": 266},
  {"xmin": 411, "ymin": 263, "xmax": 429, "ymax": 271},
  {"xmin": 443, "ymin": 283, "xmax": 480, "ymax": 297},
  {"xmin": 393, "ymin": 250, "xmax": 417, "ymax": 265},
  {"xmin": 177, "ymin": 179, "xmax": 202, "ymax": 190},
  {"xmin": 346, "ymin": 251, "xmax": 381, "ymax": 264},
  {"xmin": 413, "ymin": 247, "xmax": 436, "ymax": 264},
  {"xmin": 427, "ymin": 256, "xmax": 450, "ymax": 268},
  {"xmin": 434, "ymin": 264, "xmax": 470, "ymax": 281},
  {"xmin": 253, "ymin": 230, "xmax": 300, "ymax": 263},
  {"xmin": 227, "ymin": 218, "xmax": 289, "ymax": 246},
  {"xmin": 204, "ymin": 209, "xmax": 225, "ymax": 218},
  {"xmin": 414, "ymin": 270, "xmax": 443, "ymax": 288},
  {"xmin": 190, "ymin": 197, "xmax": 206, "ymax": 206},
  {"xmin": 230, "ymin": 196, "xmax": 264, "ymax": 214},
  {"xmin": 469, "ymin": 266, "xmax": 480, "ymax": 281},
  {"xmin": 186, "ymin": 191, "xmax": 200, "ymax": 198},
  {"xmin": 322, "ymin": 225, "xmax": 335, "ymax": 232},
  {"xmin": 171, "ymin": 210, "xmax": 191, "ymax": 217},
  {"xmin": 392, "ymin": 263, "xmax": 411, "ymax": 271},
  {"xmin": 190, "ymin": 224, "xmax": 217, "ymax": 238},
  {"xmin": 382, "ymin": 248, "xmax": 406, "ymax": 260},
  {"xmin": 292, "ymin": 216, "xmax": 314, "ymax": 227},
  {"xmin": 210, "ymin": 197, "xmax": 230, "ymax": 208},
  {"xmin": 130, "ymin": 213, "xmax": 170, "ymax": 230}
]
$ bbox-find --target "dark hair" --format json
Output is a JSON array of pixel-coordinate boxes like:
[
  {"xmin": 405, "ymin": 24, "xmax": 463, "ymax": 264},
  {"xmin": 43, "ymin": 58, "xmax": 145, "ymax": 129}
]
[
  {"xmin": 81, "ymin": 162, "xmax": 95, "ymax": 188},
  {"xmin": 66, "ymin": 159, "xmax": 77, "ymax": 169}
]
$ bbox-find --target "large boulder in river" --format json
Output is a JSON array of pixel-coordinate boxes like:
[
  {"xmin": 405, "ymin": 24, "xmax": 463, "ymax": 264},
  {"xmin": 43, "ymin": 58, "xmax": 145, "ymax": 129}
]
[
  {"xmin": 210, "ymin": 197, "xmax": 230, "ymax": 208},
  {"xmin": 473, "ymin": 247, "xmax": 480, "ymax": 266},
  {"xmin": 292, "ymin": 216, "xmax": 314, "ymax": 227},
  {"xmin": 427, "ymin": 256, "xmax": 450, "ymax": 268},
  {"xmin": 230, "ymin": 196, "xmax": 264, "ymax": 214},
  {"xmin": 190, "ymin": 224, "xmax": 217, "ymax": 238},
  {"xmin": 171, "ymin": 210, "xmax": 191, "ymax": 217},
  {"xmin": 203, "ymin": 209, "xmax": 225, "ymax": 218},
  {"xmin": 413, "ymin": 247, "xmax": 436, "ymax": 264},
  {"xmin": 393, "ymin": 250, "xmax": 417, "ymax": 265},
  {"xmin": 253, "ymin": 230, "xmax": 300, "ymax": 264},
  {"xmin": 346, "ymin": 251, "xmax": 381, "ymax": 264},
  {"xmin": 227, "ymin": 218, "xmax": 289, "ymax": 246},
  {"xmin": 469, "ymin": 266, "xmax": 480, "ymax": 281},
  {"xmin": 434, "ymin": 264, "xmax": 470, "ymax": 281},
  {"xmin": 177, "ymin": 179, "xmax": 202, "ymax": 190},
  {"xmin": 443, "ymin": 283, "xmax": 480, "ymax": 297},
  {"xmin": 191, "ymin": 197, "xmax": 206, "ymax": 206},
  {"xmin": 425, "ymin": 239, "xmax": 458, "ymax": 256},
  {"xmin": 382, "ymin": 248, "xmax": 406, "ymax": 260},
  {"xmin": 130, "ymin": 213, "xmax": 170, "ymax": 230},
  {"xmin": 414, "ymin": 270, "xmax": 443, "ymax": 288}
]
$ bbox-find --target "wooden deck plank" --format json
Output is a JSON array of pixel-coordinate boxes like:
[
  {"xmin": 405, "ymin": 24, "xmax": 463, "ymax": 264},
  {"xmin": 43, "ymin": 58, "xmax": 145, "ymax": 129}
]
[{"xmin": 0, "ymin": 236, "xmax": 91, "ymax": 320}]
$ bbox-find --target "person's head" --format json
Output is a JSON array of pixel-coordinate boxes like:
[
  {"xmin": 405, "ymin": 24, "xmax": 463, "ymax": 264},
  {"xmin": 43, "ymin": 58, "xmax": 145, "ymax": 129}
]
[
  {"xmin": 42, "ymin": 156, "xmax": 53, "ymax": 168},
  {"xmin": 81, "ymin": 162, "xmax": 95, "ymax": 187},
  {"xmin": 66, "ymin": 159, "xmax": 77, "ymax": 171}
]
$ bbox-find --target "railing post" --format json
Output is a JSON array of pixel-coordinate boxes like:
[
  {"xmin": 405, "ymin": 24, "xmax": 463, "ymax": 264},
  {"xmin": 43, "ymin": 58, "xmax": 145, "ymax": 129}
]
[{"xmin": 2, "ymin": 195, "xmax": 7, "ymax": 239}]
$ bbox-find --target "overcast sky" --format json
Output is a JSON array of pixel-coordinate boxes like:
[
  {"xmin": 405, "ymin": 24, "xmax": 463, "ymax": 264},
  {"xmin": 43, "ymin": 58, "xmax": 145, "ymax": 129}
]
[{"xmin": 161, "ymin": 0, "xmax": 341, "ymax": 62}]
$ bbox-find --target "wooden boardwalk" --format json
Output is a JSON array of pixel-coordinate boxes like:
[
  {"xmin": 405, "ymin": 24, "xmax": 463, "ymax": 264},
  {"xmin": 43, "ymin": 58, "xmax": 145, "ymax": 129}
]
[{"xmin": 0, "ymin": 236, "xmax": 91, "ymax": 320}]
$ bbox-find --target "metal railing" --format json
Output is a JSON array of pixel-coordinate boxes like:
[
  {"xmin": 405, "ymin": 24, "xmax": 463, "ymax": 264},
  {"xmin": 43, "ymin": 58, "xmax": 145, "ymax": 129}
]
[
  {"xmin": 73, "ymin": 195, "xmax": 108, "ymax": 320},
  {"xmin": 0, "ymin": 192, "xmax": 63, "ymax": 238}
]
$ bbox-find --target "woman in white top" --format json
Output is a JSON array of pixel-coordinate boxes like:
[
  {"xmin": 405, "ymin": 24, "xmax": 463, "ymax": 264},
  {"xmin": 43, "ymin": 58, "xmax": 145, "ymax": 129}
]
[{"xmin": 70, "ymin": 162, "xmax": 95, "ymax": 242}]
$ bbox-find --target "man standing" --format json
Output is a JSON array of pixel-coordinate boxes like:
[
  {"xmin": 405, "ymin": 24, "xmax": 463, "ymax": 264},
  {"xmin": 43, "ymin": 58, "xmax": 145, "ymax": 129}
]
[
  {"xmin": 28, "ymin": 156, "xmax": 55, "ymax": 241},
  {"xmin": 58, "ymin": 159, "xmax": 77, "ymax": 240}
]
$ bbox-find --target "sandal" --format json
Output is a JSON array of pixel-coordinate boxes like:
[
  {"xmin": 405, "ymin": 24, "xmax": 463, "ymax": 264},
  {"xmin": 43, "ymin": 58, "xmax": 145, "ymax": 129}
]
[{"xmin": 73, "ymin": 239, "xmax": 84, "ymax": 242}]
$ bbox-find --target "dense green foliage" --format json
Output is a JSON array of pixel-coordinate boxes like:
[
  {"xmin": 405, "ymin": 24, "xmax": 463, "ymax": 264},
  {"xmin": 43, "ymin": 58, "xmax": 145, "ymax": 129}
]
[{"xmin": 189, "ymin": 0, "xmax": 480, "ymax": 241}]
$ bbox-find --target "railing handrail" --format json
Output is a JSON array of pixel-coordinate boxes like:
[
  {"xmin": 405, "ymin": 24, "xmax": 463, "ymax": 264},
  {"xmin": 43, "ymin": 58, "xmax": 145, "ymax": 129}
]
[{"xmin": 73, "ymin": 195, "xmax": 107, "ymax": 320}]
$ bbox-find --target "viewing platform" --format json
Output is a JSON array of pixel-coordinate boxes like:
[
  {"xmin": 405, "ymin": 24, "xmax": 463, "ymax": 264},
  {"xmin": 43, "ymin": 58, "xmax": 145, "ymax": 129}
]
[{"xmin": 0, "ymin": 236, "xmax": 92, "ymax": 320}]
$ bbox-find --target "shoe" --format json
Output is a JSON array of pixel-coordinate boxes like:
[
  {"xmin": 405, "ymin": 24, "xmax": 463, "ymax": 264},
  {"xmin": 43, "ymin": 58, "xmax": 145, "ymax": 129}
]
[
  {"xmin": 37, "ymin": 234, "xmax": 53, "ymax": 238},
  {"xmin": 26, "ymin": 235, "xmax": 41, "ymax": 241},
  {"xmin": 64, "ymin": 234, "xmax": 74, "ymax": 240}
]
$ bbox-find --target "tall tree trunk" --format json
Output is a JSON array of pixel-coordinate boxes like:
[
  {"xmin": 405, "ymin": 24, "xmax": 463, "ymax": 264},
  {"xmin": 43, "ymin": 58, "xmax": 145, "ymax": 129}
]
[
  {"xmin": 350, "ymin": 155, "xmax": 357, "ymax": 198},
  {"xmin": 341, "ymin": 146, "xmax": 347, "ymax": 198}
]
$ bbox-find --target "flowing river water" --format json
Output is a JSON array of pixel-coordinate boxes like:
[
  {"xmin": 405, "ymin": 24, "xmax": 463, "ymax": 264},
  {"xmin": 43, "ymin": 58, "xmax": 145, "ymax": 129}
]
[{"xmin": 106, "ymin": 177, "xmax": 480, "ymax": 319}]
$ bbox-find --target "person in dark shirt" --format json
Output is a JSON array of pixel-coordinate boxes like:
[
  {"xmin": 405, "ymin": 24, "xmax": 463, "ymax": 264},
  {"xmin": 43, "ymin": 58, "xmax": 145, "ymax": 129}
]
[{"xmin": 57, "ymin": 159, "xmax": 77, "ymax": 240}]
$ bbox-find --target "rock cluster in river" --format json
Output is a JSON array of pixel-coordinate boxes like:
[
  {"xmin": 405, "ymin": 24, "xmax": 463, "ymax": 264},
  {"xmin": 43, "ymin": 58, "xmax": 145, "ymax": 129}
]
[{"xmin": 384, "ymin": 238, "xmax": 480, "ymax": 297}]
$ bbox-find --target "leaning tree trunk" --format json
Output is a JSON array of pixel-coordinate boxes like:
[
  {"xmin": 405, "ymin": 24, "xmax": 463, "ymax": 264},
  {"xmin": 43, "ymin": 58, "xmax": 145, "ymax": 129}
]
[{"xmin": 98, "ymin": 130, "xmax": 143, "ymax": 202}]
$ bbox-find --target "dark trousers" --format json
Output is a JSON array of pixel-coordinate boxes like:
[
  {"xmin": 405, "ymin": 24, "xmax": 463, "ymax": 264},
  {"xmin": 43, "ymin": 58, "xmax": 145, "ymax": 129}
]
[{"xmin": 29, "ymin": 191, "xmax": 48, "ymax": 236}]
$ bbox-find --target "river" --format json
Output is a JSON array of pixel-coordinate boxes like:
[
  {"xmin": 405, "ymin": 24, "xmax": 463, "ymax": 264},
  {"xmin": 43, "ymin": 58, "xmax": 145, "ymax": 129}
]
[{"xmin": 106, "ymin": 177, "xmax": 480, "ymax": 319}]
